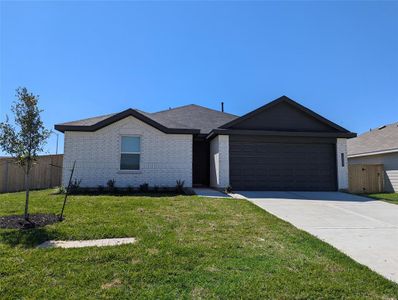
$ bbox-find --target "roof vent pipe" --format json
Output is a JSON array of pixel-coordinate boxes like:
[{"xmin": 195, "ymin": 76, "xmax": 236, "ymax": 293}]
[{"xmin": 221, "ymin": 102, "xmax": 224, "ymax": 112}]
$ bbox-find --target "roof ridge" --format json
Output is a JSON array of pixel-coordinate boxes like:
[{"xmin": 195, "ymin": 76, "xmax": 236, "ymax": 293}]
[
  {"xmin": 358, "ymin": 121, "xmax": 398, "ymax": 136},
  {"xmin": 153, "ymin": 104, "xmax": 197, "ymax": 114},
  {"xmin": 189, "ymin": 104, "xmax": 239, "ymax": 117},
  {"xmin": 374, "ymin": 121, "xmax": 398, "ymax": 130},
  {"xmin": 154, "ymin": 103, "xmax": 238, "ymax": 117}
]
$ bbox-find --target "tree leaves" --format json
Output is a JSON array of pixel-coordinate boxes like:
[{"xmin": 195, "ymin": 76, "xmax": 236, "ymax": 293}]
[{"xmin": 0, "ymin": 87, "xmax": 51, "ymax": 168}]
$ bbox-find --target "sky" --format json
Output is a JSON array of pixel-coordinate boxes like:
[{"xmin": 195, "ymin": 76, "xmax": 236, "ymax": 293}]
[{"xmin": 0, "ymin": 1, "xmax": 397, "ymax": 155}]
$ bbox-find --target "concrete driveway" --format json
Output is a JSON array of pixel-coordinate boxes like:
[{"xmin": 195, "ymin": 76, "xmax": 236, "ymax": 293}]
[{"xmin": 235, "ymin": 191, "xmax": 398, "ymax": 283}]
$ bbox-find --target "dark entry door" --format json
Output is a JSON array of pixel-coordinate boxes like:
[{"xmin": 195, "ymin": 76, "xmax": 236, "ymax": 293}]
[
  {"xmin": 193, "ymin": 139, "xmax": 210, "ymax": 186},
  {"xmin": 229, "ymin": 135, "xmax": 337, "ymax": 191}
]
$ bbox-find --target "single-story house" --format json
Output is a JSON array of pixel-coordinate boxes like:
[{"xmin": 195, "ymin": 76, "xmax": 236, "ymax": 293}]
[
  {"xmin": 347, "ymin": 122, "xmax": 398, "ymax": 192},
  {"xmin": 55, "ymin": 96, "xmax": 356, "ymax": 191}
]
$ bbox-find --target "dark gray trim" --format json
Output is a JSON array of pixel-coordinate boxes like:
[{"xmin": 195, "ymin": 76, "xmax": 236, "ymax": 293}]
[
  {"xmin": 206, "ymin": 129, "xmax": 356, "ymax": 139},
  {"xmin": 55, "ymin": 109, "xmax": 200, "ymax": 134},
  {"xmin": 219, "ymin": 96, "xmax": 353, "ymax": 134}
]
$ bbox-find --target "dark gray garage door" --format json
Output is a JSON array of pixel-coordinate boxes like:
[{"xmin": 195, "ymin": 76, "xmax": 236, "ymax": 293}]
[{"xmin": 229, "ymin": 136, "xmax": 337, "ymax": 191}]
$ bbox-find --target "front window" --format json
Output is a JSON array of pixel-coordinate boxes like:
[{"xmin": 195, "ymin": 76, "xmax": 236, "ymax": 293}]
[{"xmin": 120, "ymin": 136, "xmax": 140, "ymax": 170}]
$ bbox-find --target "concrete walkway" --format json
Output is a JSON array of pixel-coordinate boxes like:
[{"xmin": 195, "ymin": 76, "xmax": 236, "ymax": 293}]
[
  {"xmin": 193, "ymin": 188, "xmax": 231, "ymax": 198},
  {"xmin": 38, "ymin": 238, "xmax": 136, "ymax": 249},
  {"xmin": 235, "ymin": 191, "xmax": 398, "ymax": 283}
]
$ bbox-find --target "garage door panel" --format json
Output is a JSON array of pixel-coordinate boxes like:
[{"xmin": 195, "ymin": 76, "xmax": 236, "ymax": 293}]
[{"xmin": 229, "ymin": 136, "xmax": 337, "ymax": 191}]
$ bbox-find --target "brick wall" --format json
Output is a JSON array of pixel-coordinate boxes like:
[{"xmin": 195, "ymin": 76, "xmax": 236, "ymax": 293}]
[{"xmin": 62, "ymin": 116, "xmax": 193, "ymax": 188}]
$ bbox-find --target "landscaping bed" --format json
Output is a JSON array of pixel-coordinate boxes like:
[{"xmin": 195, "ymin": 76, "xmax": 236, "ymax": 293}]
[
  {"xmin": 0, "ymin": 213, "xmax": 60, "ymax": 229},
  {"xmin": 0, "ymin": 189, "xmax": 397, "ymax": 299}
]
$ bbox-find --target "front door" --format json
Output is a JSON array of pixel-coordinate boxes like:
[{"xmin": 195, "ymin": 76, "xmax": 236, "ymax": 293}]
[{"xmin": 193, "ymin": 139, "xmax": 210, "ymax": 186}]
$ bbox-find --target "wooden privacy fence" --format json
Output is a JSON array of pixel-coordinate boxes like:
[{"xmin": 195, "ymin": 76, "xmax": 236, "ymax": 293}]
[
  {"xmin": 0, "ymin": 154, "xmax": 63, "ymax": 193},
  {"xmin": 348, "ymin": 164, "xmax": 384, "ymax": 194}
]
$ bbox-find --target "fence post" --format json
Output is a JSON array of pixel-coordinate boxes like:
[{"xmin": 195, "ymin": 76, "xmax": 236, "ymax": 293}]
[
  {"xmin": 5, "ymin": 160, "xmax": 8, "ymax": 193},
  {"xmin": 49, "ymin": 155, "xmax": 53, "ymax": 188}
]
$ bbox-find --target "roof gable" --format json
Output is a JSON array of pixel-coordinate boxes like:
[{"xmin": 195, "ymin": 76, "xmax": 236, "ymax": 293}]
[
  {"xmin": 220, "ymin": 96, "xmax": 350, "ymax": 133},
  {"xmin": 55, "ymin": 109, "xmax": 199, "ymax": 134},
  {"xmin": 54, "ymin": 104, "xmax": 236, "ymax": 134}
]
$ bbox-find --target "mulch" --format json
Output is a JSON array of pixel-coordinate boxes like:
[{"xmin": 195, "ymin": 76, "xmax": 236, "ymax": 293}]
[{"xmin": 0, "ymin": 213, "xmax": 61, "ymax": 229}]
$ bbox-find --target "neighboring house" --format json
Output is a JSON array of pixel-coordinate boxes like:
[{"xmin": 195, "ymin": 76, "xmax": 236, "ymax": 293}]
[
  {"xmin": 55, "ymin": 96, "xmax": 356, "ymax": 191},
  {"xmin": 347, "ymin": 122, "xmax": 398, "ymax": 192}
]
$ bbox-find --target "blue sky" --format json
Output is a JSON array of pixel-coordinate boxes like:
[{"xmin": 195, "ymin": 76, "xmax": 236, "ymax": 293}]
[{"xmin": 1, "ymin": 1, "xmax": 397, "ymax": 155}]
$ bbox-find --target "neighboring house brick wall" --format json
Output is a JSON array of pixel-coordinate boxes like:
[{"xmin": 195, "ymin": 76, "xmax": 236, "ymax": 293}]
[
  {"xmin": 348, "ymin": 152, "xmax": 398, "ymax": 192},
  {"xmin": 62, "ymin": 116, "xmax": 193, "ymax": 188},
  {"xmin": 209, "ymin": 135, "xmax": 229, "ymax": 188},
  {"xmin": 336, "ymin": 138, "xmax": 349, "ymax": 191}
]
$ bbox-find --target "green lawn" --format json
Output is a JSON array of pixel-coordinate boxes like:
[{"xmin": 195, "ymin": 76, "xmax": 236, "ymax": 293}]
[
  {"xmin": 367, "ymin": 193, "xmax": 398, "ymax": 204},
  {"xmin": 1, "ymin": 190, "xmax": 397, "ymax": 299}
]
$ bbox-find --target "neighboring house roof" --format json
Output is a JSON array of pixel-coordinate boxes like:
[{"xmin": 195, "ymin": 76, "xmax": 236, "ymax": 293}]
[
  {"xmin": 55, "ymin": 104, "xmax": 237, "ymax": 134},
  {"xmin": 347, "ymin": 122, "xmax": 398, "ymax": 157}
]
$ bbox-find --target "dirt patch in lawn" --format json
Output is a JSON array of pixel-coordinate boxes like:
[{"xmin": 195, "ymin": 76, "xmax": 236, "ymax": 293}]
[
  {"xmin": 101, "ymin": 279, "xmax": 122, "ymax": 289},
  {"xmin": 0, "ymin": 213, "xmax": 61, "ymax": 229}
]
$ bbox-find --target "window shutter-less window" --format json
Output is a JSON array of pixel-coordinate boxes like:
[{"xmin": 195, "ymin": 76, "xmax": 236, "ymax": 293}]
[{"xmin": 120, "ymin": 136, "xmax": 140, "ymax": 170}]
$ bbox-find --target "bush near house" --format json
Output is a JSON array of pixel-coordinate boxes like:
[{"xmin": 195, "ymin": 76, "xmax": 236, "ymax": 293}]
[{"xmin": 64, "ymin": 180, "xmax": 188, "ymax": 195}]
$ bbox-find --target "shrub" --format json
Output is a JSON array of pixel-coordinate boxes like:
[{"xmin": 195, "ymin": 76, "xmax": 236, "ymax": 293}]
[
  {"xmin": 69, "ymin": 179, "xmax": 82, "ymax": 194},
  {"xmin": 139, "ymin": 183, "xmax": 149, "ymax": 192},
  {"xmin": 225, "ymin": 185, "xmax": 233, "ymax": 193},
  {"xmin": 106, "ymin": 179, "xmax": 116, "ymax": 193},
  {"xmin": 175, "ymin": 180, "xmax": 185, "ymax": 194},
  {"xmin": 153, "ymin": 185, "xmax": 159, "ymax": 192},
  {"xmin": 97, "ymin": 185, "xmax": 104, "ymax": 193},
  {"xmin": 56, "ymin": 186, "xmax": 66, "ymax": 194},
  {"xmin": 127, "ymin": 185, "xmax": 134, "ymax": 193}
]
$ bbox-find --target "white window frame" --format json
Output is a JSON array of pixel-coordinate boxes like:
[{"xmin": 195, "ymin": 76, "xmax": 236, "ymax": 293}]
[{"xmin": 120, "ymin": 135, "xmax": 141, "ymax": 171}]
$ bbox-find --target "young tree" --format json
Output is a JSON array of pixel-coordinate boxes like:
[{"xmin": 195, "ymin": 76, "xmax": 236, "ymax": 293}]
[{"xmin": 0, "ymin": 87, "xmax": 51, "ymax": 220}]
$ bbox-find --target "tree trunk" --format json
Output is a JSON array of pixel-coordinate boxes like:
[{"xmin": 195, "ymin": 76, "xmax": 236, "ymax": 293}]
[{"xmin": 24, "ymin": 165, "xmax": 30, "ymax": 220}]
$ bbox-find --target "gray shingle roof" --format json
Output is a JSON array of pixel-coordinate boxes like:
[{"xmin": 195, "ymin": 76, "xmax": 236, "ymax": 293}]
[
  {"xmin": 151, "ymin": 104, "xmax": 238, "ymax": 134},
  {"xmin": 347, "ymin": 122, "xmax": 398, "ymax": 156},
  {"xmin": 57, "ymin": 113, "xmax": 116, "ymax": 126},
  {"xmin": 55, "ymin": 105, "xmax": 238, "ymax": 134},
  {"xmin": 136, "ymin": 109, "xmax": 193, "ymax": 129}
]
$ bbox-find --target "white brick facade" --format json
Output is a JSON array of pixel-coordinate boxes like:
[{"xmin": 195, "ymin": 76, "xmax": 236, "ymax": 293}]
[
  {"xmin": 62, "ymin": 116, "xmax": 193, "ymax": 188},
  {"xmin": 209, "ymin": 135, "xmax": 230, "ymax": 188},
  {"xmin": 336, "ymin": 138, "xmax": 349, "ymax": 191}
]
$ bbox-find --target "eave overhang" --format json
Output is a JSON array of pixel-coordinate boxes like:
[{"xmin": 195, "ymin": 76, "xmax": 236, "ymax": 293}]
[{"xmin": 348, "ymin": 148, "xmax": 398, "ymax": 158}]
